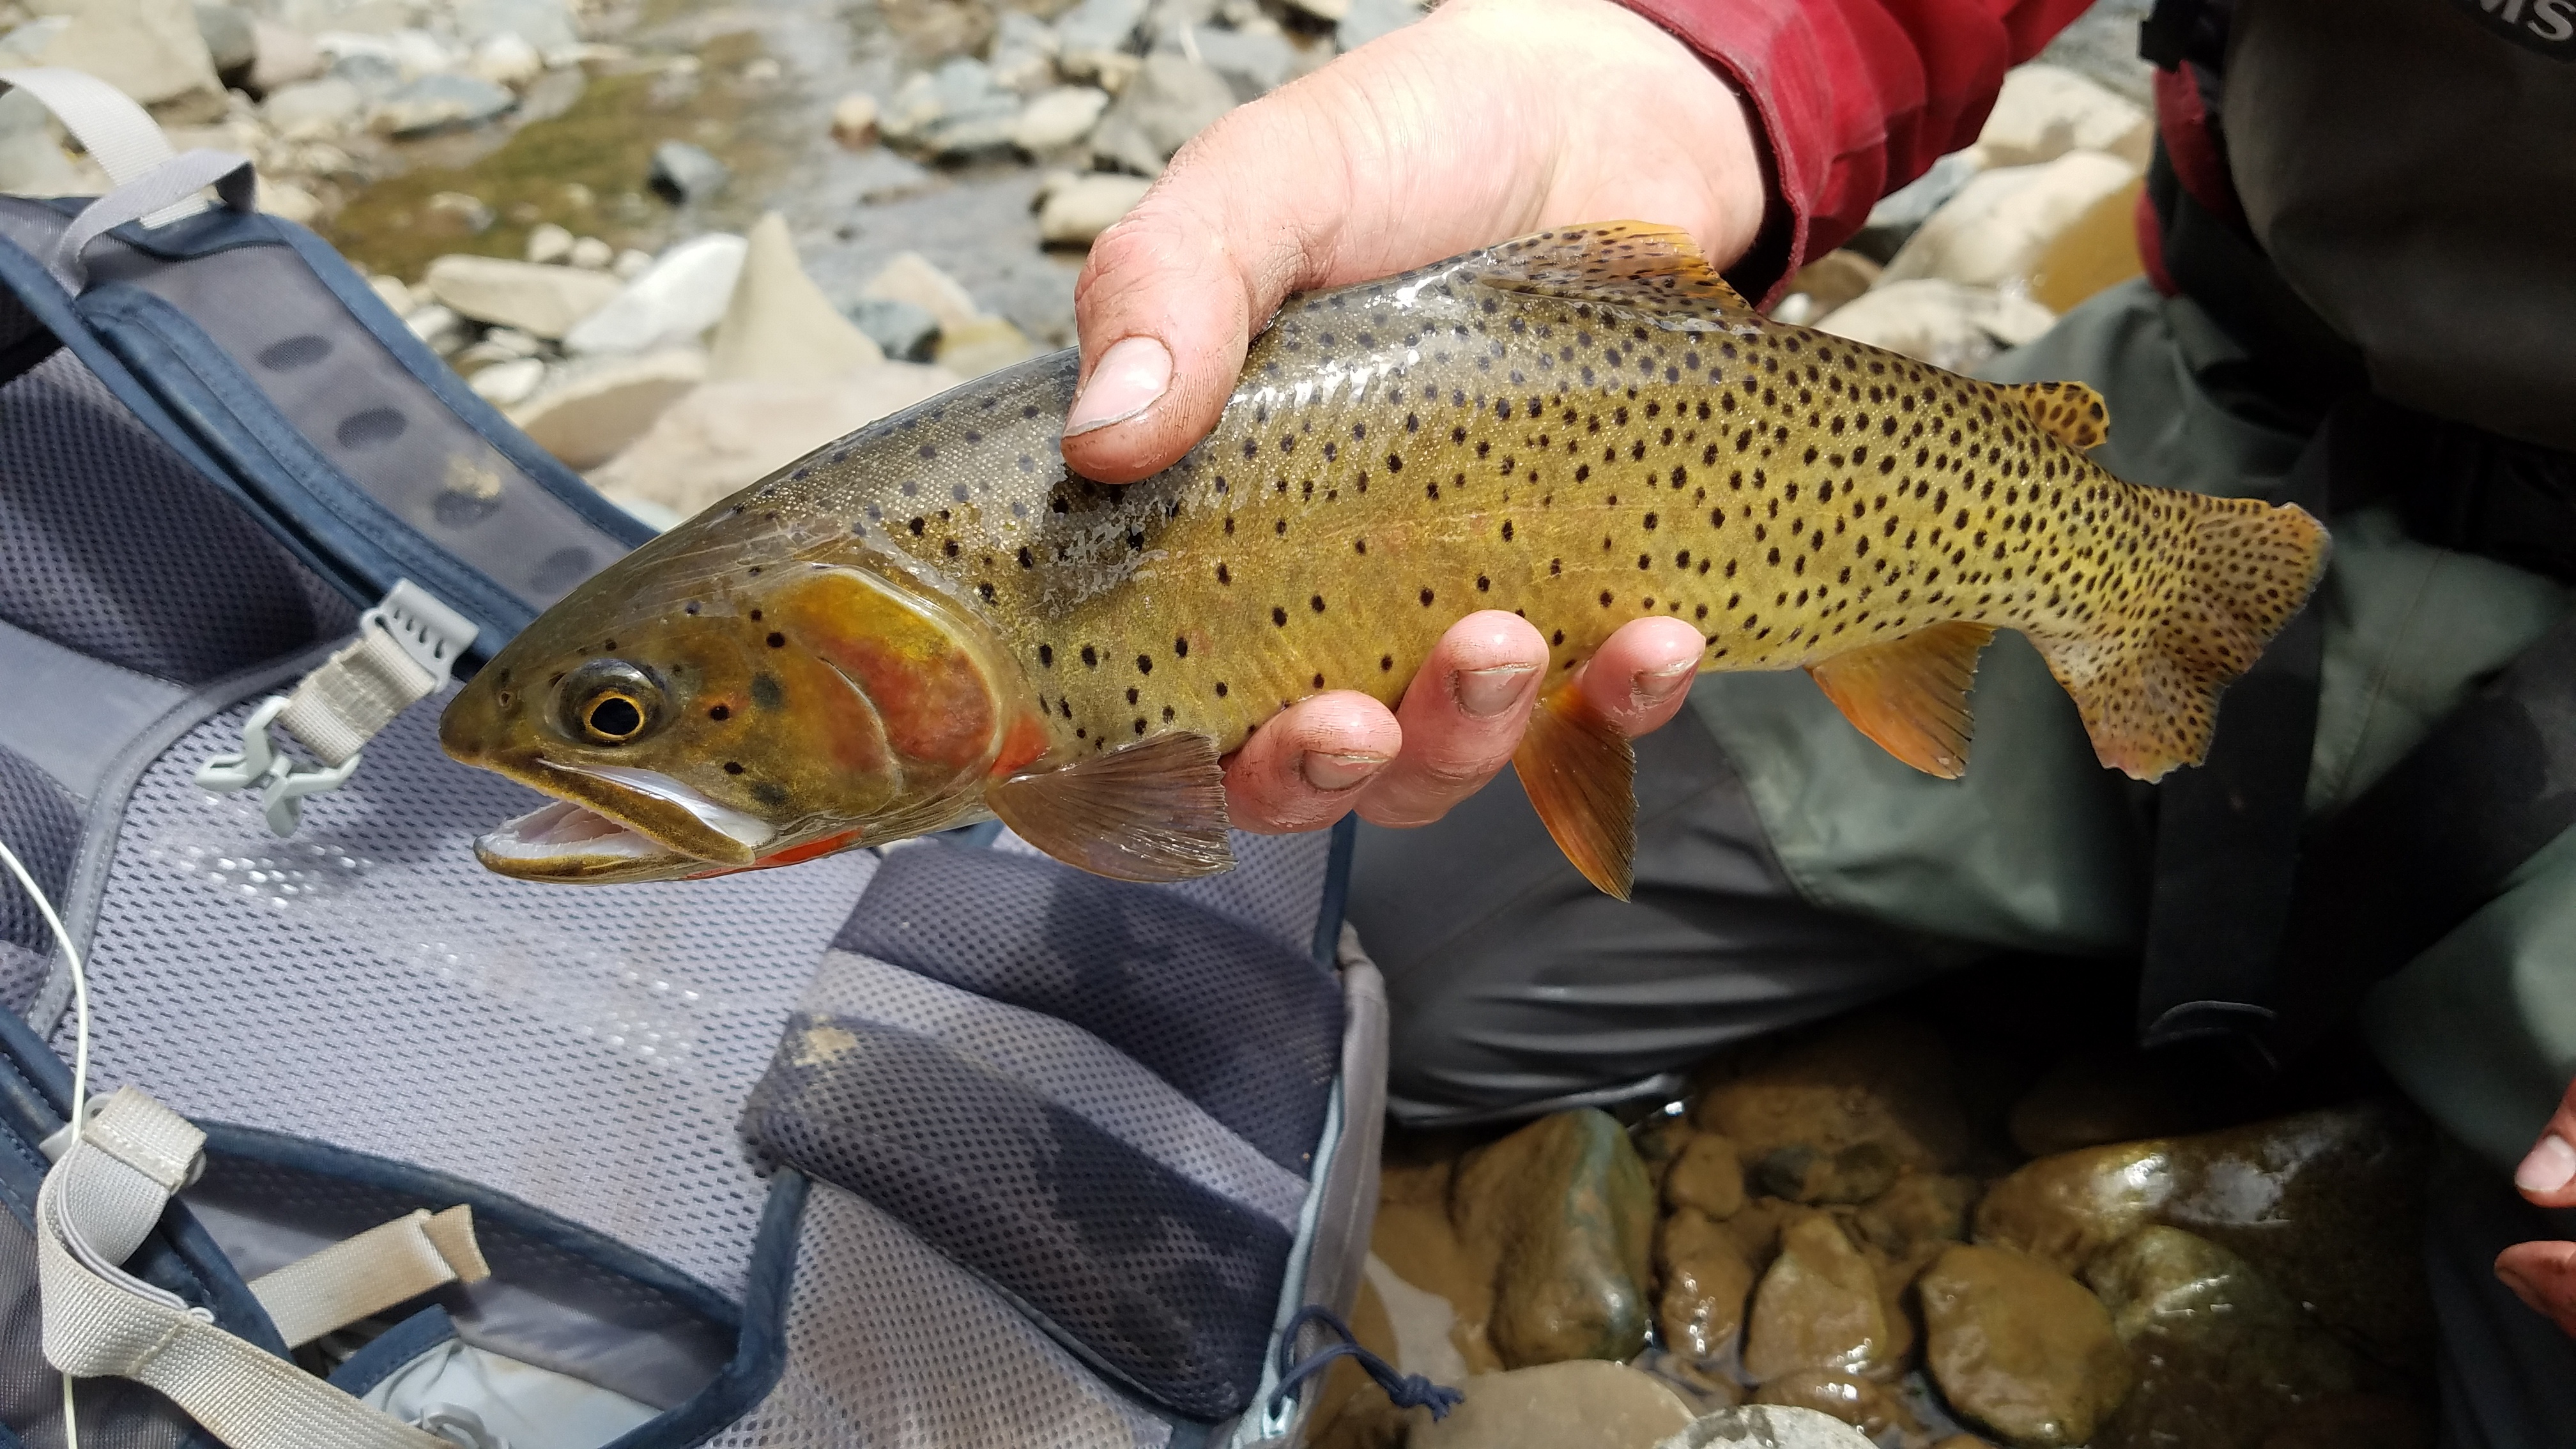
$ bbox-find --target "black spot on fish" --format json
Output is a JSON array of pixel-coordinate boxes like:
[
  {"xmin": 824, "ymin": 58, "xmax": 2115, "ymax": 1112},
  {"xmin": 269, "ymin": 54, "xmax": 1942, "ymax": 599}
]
[
  {"xmin": 724, "ymin": 762, "xmax": 744, "ymax": 774},
  {"xmin": 709, "ymin": 705, "xmax": 730, "ymax": 721}
]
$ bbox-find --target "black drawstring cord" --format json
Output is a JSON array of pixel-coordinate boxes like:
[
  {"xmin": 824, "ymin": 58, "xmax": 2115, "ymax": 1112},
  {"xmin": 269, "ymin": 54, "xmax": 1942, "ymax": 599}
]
[{"xmin": 1267, "ymin": 1305, "xmax": 1466, "ymax": 1422}]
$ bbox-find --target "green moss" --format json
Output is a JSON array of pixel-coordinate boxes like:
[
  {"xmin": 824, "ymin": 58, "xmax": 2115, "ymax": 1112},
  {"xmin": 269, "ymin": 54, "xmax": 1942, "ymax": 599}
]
[{"xmin": 328, "ymin": 32, "xmax": 782, "ymax": 282}]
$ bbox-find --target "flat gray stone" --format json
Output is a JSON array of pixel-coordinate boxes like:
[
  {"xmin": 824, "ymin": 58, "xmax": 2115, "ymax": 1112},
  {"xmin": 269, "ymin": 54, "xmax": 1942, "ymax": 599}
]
[
  {"xmin": 844, "ymin": 296, "xmax": 942, "ymax": 362},
  {"xmin": 648, "ymin": 141, "xmax": 731, "ymax": 204},
  {"xmin": 1655, "ymin": 1406, "xmax": 1876, "ymax": 1449},
  {"xmin": 371, "ymin": 73, "xmax": 518, "ymax": 137}
]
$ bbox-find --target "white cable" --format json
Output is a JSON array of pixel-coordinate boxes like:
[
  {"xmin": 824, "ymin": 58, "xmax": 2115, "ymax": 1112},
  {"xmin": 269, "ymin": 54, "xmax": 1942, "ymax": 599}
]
[{"xmin": 0, "ymin": 840, "xmax": 89, "ymax": 1449}]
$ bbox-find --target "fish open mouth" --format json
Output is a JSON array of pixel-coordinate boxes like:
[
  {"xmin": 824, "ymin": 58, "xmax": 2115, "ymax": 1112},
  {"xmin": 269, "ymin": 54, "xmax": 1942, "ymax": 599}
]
[
  {"xmin": 477, "ymin": 799, "xmax": 679, "ymax": 871},
  {"xmin": 474, "ymin": 765, "xmax": 777, "ymax": 882}
]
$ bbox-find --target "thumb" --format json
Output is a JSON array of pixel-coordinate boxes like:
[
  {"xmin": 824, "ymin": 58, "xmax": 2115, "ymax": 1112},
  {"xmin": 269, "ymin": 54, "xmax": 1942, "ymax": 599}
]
[
  {"xmin": 2513, "ymin": 1075, "xmax": 2576, "ymax": 1210},
  {"xmin": 1061, "ymin": 100, "xmax": 1354, "ymax": 484}
]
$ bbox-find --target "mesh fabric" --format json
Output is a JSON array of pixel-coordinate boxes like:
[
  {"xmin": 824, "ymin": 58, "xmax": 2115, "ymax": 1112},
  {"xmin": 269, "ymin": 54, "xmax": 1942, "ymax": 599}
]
[
  {"xmin": 744, "ymin": 1015, "xmax": 1292, "ymax": 1420},
  {"xmin": 65, "ymin": 694, "xmax": 871, "ymax": 1299},
  {"xmin": 839, "ymin": 843, "xmax": 1343, "ymax": 1171},
  {"xmin": 0, "ymin": 351, "xmax": 349, "ymax": 681},
  {"xmin": 993, "ymin": 826, "xmax": 1332, "ymax": 956},
  {"xmin": 705, "ymin": 1179, "xmax": 1171, "ymax": 1449},
  {"xmin": 0, "ymin": 745, "xmax": 77, "ymax": 960}
]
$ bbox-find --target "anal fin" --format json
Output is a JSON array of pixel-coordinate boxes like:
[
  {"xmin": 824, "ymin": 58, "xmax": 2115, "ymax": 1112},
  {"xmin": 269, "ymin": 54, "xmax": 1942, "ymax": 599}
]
[
  {"xmin": 986, "ymin": 732, "xmax": 1235, "ymax": 882},
  {"xmin": 1806, "ymin": 621, "xmax": 1997, "ymax": 778},
  {"xmin": 2017, "ymin": 380, "xmax": 2110, "ymax": 450},
  {"xmin": 1512, "ymin": 682, "xmax": 1638, "ymax": 900},
  {"xmin": 1469, "ymin": 222, "xmax": 1752, "ymax": 321}
]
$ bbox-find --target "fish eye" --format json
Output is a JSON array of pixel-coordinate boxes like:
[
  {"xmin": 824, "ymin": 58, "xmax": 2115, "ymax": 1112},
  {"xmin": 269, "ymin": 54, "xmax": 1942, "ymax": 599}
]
[{"xmin": 561, "ymin": 661, "xmax": 664, "ymax": 746}]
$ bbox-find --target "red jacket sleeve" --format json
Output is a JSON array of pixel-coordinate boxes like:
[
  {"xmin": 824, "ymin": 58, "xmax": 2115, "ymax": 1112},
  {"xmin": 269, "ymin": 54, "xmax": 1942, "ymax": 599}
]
[{"xmin": 1621, "ymin": 0, "xmax": 2095, "ymax": 291}]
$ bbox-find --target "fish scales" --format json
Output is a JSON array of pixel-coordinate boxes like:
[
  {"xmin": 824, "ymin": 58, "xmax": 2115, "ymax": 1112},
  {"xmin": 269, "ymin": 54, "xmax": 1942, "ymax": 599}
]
[{"xmin": 442, "ymin": 224, "xmax": 2327, "ymax": 893}]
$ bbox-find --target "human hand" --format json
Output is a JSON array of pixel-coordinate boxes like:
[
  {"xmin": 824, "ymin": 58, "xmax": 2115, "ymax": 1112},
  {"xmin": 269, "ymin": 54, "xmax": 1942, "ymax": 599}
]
[
  {"xmin": 1067, "ymin": 0, "xmax": 1772, "ymax": 832},
  {"xmin": 2499, "ymin": 1077, "xmax": 2576, "ymax": 1337}
]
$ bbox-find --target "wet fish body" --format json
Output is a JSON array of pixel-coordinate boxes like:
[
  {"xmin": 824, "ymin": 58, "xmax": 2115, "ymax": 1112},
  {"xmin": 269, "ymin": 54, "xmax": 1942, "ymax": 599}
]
[{"xmin": 441, "ymin": 224, "xmax": 2327, "ymax": 893}]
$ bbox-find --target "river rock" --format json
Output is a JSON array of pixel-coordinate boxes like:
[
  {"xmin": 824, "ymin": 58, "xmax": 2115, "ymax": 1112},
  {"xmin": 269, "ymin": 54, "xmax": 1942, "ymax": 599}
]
[
  {"xmin": 1089, "ymin": 50, "xmax": 1234, "ymax": 176},
  {"xmin": 371, "ymin": 74, "xmax": 516, "ymax": 136},
  {"xmin": 862, "ymin": 251, "xmax": 985, "ymax": 334},
  {"xmin": 1851, "ymin": 149, "xmax": 1986, "ymax": 263},
  {"xmin": 1633, "ymin": 1116, "xmax": 1696, "ymax": 1196},
  {"xmin": 1978, "ymin": 63, "xmax": 2152, "ymax": 169},
  {"xmin": 1813, "ymin": 279, "xmax": 2055, "ymax": 374},
  {"xmin": 456, "ymin": 0, "xmax": 579, "ymax": 56},
  {"xmin": 1282, "ymin": 0, "xmax": 1350, "ymax": 21},
  {"xmin": 194, "ymin": 4, "xmax": 256, "ymax": 79},
  {"xmin": 0, "ymin": 89, "xmax": 81, "ymax": 195},
  {"xmin": 1848, "ymin": 1171, "xmax": 1978, "ymax": 1258},
  {"xmin": 2080, "ymin": 1226, "xmax": 2358, "ymax": 1449},
  {"xmin": 1880, "ymin": 151, "xmax": 2138, "ymax": 291},
  {"xmin": 2007, "ymin": 1053, "xmax": 2210, "ymax": 1158},
  {"xmin": 327, "ymin": 50, "xmax": 403, "ymax": 103},
  {"xmin": 424, "ymin": 255, "xmax": 621, "ymax": 340},
  {"xmin": 844, "ymin": 296, "xmax": 942, "ymax": 362},
  {"xmin": 830, "ymin": 92, "xmax": 880, "ymax": 148},
  {"xmin": 1973, "ymin": 1140, "xmax": 2170, "ymax": 1277},
  {"xmin": 470, "ymin": 33, "xmax": 544, "ymax": 90},
  {"xmin": 1664, "ymin": 1134, "xmax": 1746, "ymax": 1220},
  {"xmin": 1654, "ymin": 1405, "xmax": 1878, "ymax": 1449},
  {"xmin": 404, "ymin": 303, "xmax": 466, "ymax": 354},
  {"xmin": 1754, "ymin": 1142, "xmax": 1901, "ymax": 1206},
  {"xmin": 708, "ymin": 213, "xmax": 885, "ymax": 383},
  {"xmin": 586, "ymin": 362, "xmax": 960, "ymax": 516},
  {"xmin": 256, "ymin": 179, "xmax": 319, "ymax": 225},
  {"xmin": 1413, "ymin": 1362, "xmax": 1695, "ymax": 1449},
  {"xmin": 1656, "ymin": 1208, "xmax": 1756, "ymax": 1365},
  {"xmin": 1055, "ymin": 0, "xmax": 1150, "ymax": 77},
  {"xmin": 247, "ymin": 19, "xmax": 323, "ymax": 91},
  {"xmin": 1919, "ymin": 1244, "xmax": 2130, "ymax": 1448},
  {"xmin": 512, "ymin": 349, "xmax": 709, "ymax": 469},
  {"xmin": 564, "ymin": 233, "xmax": 747, "ymax": 356},
  {"xmin": 1015, "ymin": 85, "xmax": 1111, "ymax": 153},
  {"xmin": 989, "ymin": 10, "xmax": 1061, "ymax": 91},
  {"xmin": 1751, "ymin": 1369, "xmax": 1924, "ymax": 1441},
  {"xmin": 1771, "ymin": 250, "xmax": 1880, "ymax": 325},
  {"xmin": 885, "ymin": 56, "xmax": 1023, "ymax": 156},
  {"xmin": 1692, "ymin": 1016, "xmax": 1973, "ymax": 1174},
  {"xmin": 34, "ymin": 0, "xmax": 225, "ymax": 121},
  {"xmin": 467, "ymin": 356, "xmax": 548, "ymax": 406},
  {"xmin": 934, "ymin": 315, "xmax": 1040, "ymax": 378},
  {"xmin": 648, "ymin": 141, "xmax": 730, "ymax": 204},
  {"xmin": 1337, "ymin": 0, "xmax": 1425, "ymax": 51},
  {"xmin": 1190, "ymin": 21, "xmax": 1296, "ymax": 98},
  {"xmin": 1039, "ymin": 171, "xmax": 1150, "ymax": 245},
  {"xmin": 1452, "ymin": 1110, "xmax": 1655, "ymax": 1368},
  {"xmin": 263, "ymin": 77, "xmax": 362, "ymax": 134},
  {"xmin": 1742, "ymin": 1215, "xmax": 1890, "ymax": 1383},
  {"xmin": 367, "ymin": 275, "xmax": 414, "ymax": 316}
]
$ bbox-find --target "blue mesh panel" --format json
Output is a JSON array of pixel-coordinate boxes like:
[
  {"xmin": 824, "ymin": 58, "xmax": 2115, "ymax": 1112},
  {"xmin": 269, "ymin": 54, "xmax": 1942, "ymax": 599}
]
[{"xmin": 0, "ymin": 746, "xmax": 77, "ymax": 961}]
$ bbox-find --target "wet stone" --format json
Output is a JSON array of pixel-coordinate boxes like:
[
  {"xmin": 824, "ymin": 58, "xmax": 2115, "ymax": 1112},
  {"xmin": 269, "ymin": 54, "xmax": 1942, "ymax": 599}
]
[
  {"xmin": 1664, "ymin": 1133, "xmax": 1747, "ymax": 1219},
  {"xmin": 1971, "ymin": 1139, "xmax": 2170, "ymax": 1277},
  {"xmin": 1413, "ymin": 1362, "xmax": 1695, "ymax": 1449},
  {"xmin": 1751, "ymin": 1368, "xmax": 1925, "ymax": 1441},
  {"xmin": 1742, "ymin": 1214, "xmax": 1890, "ymax": 1383},
  {"xmin": 648, "ymin": 141, "xmax": 731, "ymax": 204},
  {"xmin": 1452, "ymin": 1110, "xmax": 1657, "ymax": 1368},
  {"xmin": 1919, "ymin": 1243, "xmax": 2131, "ymax": 1448},
  {"xmin": 1754, "ymin": 1142, "xmax": 1902, "ymax": 1206},
  {"xmin": 1656, "ymin": 1208, "xmax": 1756, "ymax": 1366},
  {"xmin": 1693, "ymin": 1016, "xmax": 1974, "ymax": 1174},
  {"xmin": 1654, "ymin": 1404, "xmax": 1878, "ymax": 1449}
]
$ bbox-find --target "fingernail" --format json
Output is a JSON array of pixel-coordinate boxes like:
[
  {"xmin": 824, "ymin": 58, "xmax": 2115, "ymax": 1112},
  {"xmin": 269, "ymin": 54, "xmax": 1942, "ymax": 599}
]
[
  {"xmin": 1632, "ymin": 660, "xmax": 1696, "ymax": 707},
  {"xmin": 1065, "ymin": 335, "xmax": 1172, "ymax": 436},
  {"xmin": 1301, "ymin": 751, "xmax": 1387, "ymax": 792},
  {"xmin": 1453, "ymin": 663, "xmax": 1537, "ymax": 718},
  {"xmin": 2517, "ymin": 1133, "xmax": 2576, "ymax": 1194}
]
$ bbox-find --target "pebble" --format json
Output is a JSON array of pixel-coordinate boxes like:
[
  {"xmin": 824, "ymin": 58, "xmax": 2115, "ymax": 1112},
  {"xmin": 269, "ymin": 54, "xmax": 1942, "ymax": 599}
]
[
  {"xmin": 1879, "ymin": 151, "xmax": 2138, "ymax": 291},
  {"xmin": 1654, "ymin": 1405, "xmax": 1877, "ymax": 1449},
  {"xmin": 568, "ymin": 236, "xmax": 615, "ymax": 270},
  {"xmin": 1013, "ymin": 86, "xmax": 1111, "ymax": 153},
  {"xmin": 564, "ymin": 232, "xmax": 749, "ymax": 356},
  {"xmin": 1186, "ymin": 22, "xmax": 1296, "ymax": 99},
  {"xmin": 1977, "ymin": 63, "xmax": 2152, "ymax": 169},
  {"xmin": 1055, "ymin": 0, "xmax": 1151, "ymax": 65},
  {"xmin": 1850, "ymin": 150, "xmax": 1986, "ymax": 263},
  {"xmin": 831, "ymin": 92, "xmax": 880, "ymax": 148},
  {"xmin": 1038, "ymin": 171, "xmax": 1149, "ymax": 244},
  {"xmin": 328, "ymin": 52, "xmax": 405, "ymax": 103},
  {"xmin": 707, "ymin": 213, "xmax": 885, "ymax": 383},
  {"xmin": 1754, "ymin": 1143, "xmax": 1903, "ymax": 1206},
  {"xmin": 1655, "ymin": 1208, "xmax": 1755, "ymax": 1365},
  {"xmin": 456, "ymin": 0, "xmax": 580, "ymax": 56},
  {"xmin": 933, "ymin": 314, "xmax": 1041, "ymax": 378},
  {"xmin": 844, "ymin": 296, "xmax": 944, "ymax": 362},
  {"xmin": 525, "ymin": 222, "xmax": 576, "ymax": 265},
  {"xmin": 611, "ymin": 247, "xmax": 654, "ymax": 280},
  {"xmin": 510, "ymin": 348, "xmax": 710, "ymax": 470},
  {"xmin": 586, "ymin": 363, "xmax": 960, "ymax": 514},
  {"xmin": 195, "ymin": 4, "xmax": 257, "ymax": 78},
  {"xmin": 862, "ymin": 251, "xmax": 985, "ymax": 335},
  {"xmin": 1742, "ymin": 1215, "xmax": 1890, "ymax": 1383},
  {"xmin": 884, "ymin": 57, "xmax": 1023, "ymax": 157},
  {"xmin": 1662, "ymin": 1135, "xmax": 1746, "ymax": 1220},
  {"xmin": 1451, "ymin": 1110, "xmax": 1655, "ymax": 1368},
  {"xmin": 648, "ymin": 141, "xmax": 732, "ymax": 204},
  {"xmin": 30, "ymin": 0, "xmax": 226, "ymax": 121},
  {"xmin": 989, "ymin": 11, "xmax": 1062, "ymax": 93},
  {"xmin": 1812, "ymin": 279, "xmax": 2055, "ymax": 374},
  {"xmin": 467, "ymin": 356, "xmax": 548, "ymax": 406},
  {"xmin": 256, "ymin": 179, "xmax": 320, "ymax": 226},
  {"xmin": 424, "ymin": 191, "xmax": 498, "ymax": 237},
  {"xmin": 262, "ymin": 77, "xmax": 364, "ymax": 134},
  {"xmin": 471, "ymin": 32, "xmax": 545, "ymax": 90},
  {"xmin": 1750, "ymin": 1370, "xmax": 1924, "ymax": 1441},
  {"xmin": 1412, "ymin": 1363, "xmax": 1695, "ymax": 1449},
  {"xmin": 1972, "ymin": 1138, "xmax": 2170, "ymax": 1278},
  {"xmin": 1919, "ymin": 1244, "xmax": 2131, "ymax": 1449},
  {"xmin": 423, "ymin": 254, "xmax": 622, "ymax": 340},
  {"xmin": 1337, "ymin": 0, "xmax": 1425, "ymax": 52},
  {"xmin": 367, "ymin": 275, "xmax": 415, "ymax": 317},
  {"xmin": 1089, "ymin": 50, "xmax": 1236, "ymax": 176},
  {"xmin": 1771, "ymin": 250, "xmax": 1880, "ymax": 326},
  {"xmin": 0, "ymin": 89, "xmax": 79, "ymax": 195},
  {"xmin": 247, "ymin": 19, "xmax": 323, "ymax": 92},
  {"xmin": 1282, "ymin": 0, "xmax": 1351, "ymax": 22},
  {"xmin": 371, "ymin": 74, "xmax": 518, "ymax": 137},
  {"xmin": 404, "ymin": 303, "xmax": 466, "ymax": 354}
]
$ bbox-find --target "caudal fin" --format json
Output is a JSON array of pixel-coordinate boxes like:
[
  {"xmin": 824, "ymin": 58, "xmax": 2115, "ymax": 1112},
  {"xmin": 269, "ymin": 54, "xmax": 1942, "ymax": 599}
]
[{"xmin": 2037, "ymin": 494, "xmax": 2330, "ymax": 781}]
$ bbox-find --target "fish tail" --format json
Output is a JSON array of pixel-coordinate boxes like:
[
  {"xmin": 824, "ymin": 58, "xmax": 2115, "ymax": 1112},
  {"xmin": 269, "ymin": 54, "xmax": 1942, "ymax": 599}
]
[{"xmin": 2035, "ymin": 492, "xmax": 2330, "ymax": 781}]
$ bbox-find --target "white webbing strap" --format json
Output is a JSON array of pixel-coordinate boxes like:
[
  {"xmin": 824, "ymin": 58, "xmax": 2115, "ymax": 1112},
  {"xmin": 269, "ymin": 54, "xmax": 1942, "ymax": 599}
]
[
  {"xmin": 197, "ymin": 581, "xmax": 479, "ymax": 836},
  {"xmin": 47, "ymin": 147, "xmax": 255, "ymax": 292},
  {"xmin": 252, "ymin": 1206, "xmax": 490, "ymax": 1349},
  {"xmin": 37, "ymin": 1088, "xmax": 452, "ymax": 1449},
  {"xmin": 0, "ymin": 66, "xmax": 208, "ymax": 227}
]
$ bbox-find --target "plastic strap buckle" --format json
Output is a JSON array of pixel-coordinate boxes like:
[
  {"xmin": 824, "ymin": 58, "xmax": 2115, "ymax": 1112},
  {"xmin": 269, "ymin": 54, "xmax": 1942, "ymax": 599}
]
[{"xmin": 195, "ymin": 581, "xmax": 478, "ymax": 836}]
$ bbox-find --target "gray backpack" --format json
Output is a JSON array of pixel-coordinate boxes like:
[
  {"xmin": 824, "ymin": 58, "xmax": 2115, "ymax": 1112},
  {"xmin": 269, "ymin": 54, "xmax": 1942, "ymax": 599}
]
[{"xmin": 0, "ymin": 68, "xmax": 1393, "ymax": 1449}]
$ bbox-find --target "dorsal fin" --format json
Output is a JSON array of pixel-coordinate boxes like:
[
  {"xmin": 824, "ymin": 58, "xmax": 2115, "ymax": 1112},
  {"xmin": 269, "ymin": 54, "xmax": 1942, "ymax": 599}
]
[
  {"xmin": 1806, "ymin": 621, "xmax": 1997, "ymax": 779},
  {"xmin": 2017, "ymin": 380, "xmax": 2111, "ymax": 450},
  {"xmin": 1468, "ymin": 222, "xmax": 1752, "ymax": 319}
]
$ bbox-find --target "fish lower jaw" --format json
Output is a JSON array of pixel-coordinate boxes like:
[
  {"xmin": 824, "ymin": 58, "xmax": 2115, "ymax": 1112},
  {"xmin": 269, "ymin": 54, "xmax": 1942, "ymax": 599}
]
[{"xmin": 474, "ymin": 799, "xmax": 715, "ymax": 883}]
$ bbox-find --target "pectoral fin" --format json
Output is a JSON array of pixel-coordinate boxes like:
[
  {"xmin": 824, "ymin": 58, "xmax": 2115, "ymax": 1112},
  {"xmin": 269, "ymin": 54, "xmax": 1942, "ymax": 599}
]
[
  {"xmin": 1805, "ymin": 621, "xmax": 1997, "ymax": 778},
  {"xmin": 986, "ymin": 732, "xmax": 1235, "ymax": 882},
  {"xmin": 1512, "ymin": 682, "xmax": 1638, "ymax": 900},
  {"xmin": 2018, "ymin": 381, "xmax": 2110, "ymax": 450}
]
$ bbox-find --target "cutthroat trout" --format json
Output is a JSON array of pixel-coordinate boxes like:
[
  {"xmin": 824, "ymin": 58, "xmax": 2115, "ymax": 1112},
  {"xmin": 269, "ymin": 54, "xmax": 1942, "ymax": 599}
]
[{"xmin": 440, "ymin": 223, "xmax": 2327, "ymax": 896}]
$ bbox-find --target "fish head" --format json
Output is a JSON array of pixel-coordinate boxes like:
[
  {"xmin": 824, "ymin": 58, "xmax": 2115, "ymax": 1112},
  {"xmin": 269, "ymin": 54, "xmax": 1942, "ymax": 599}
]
[{"xmin": 441, "ymin": 535, "xmax": 1047, "ymax": 883}]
